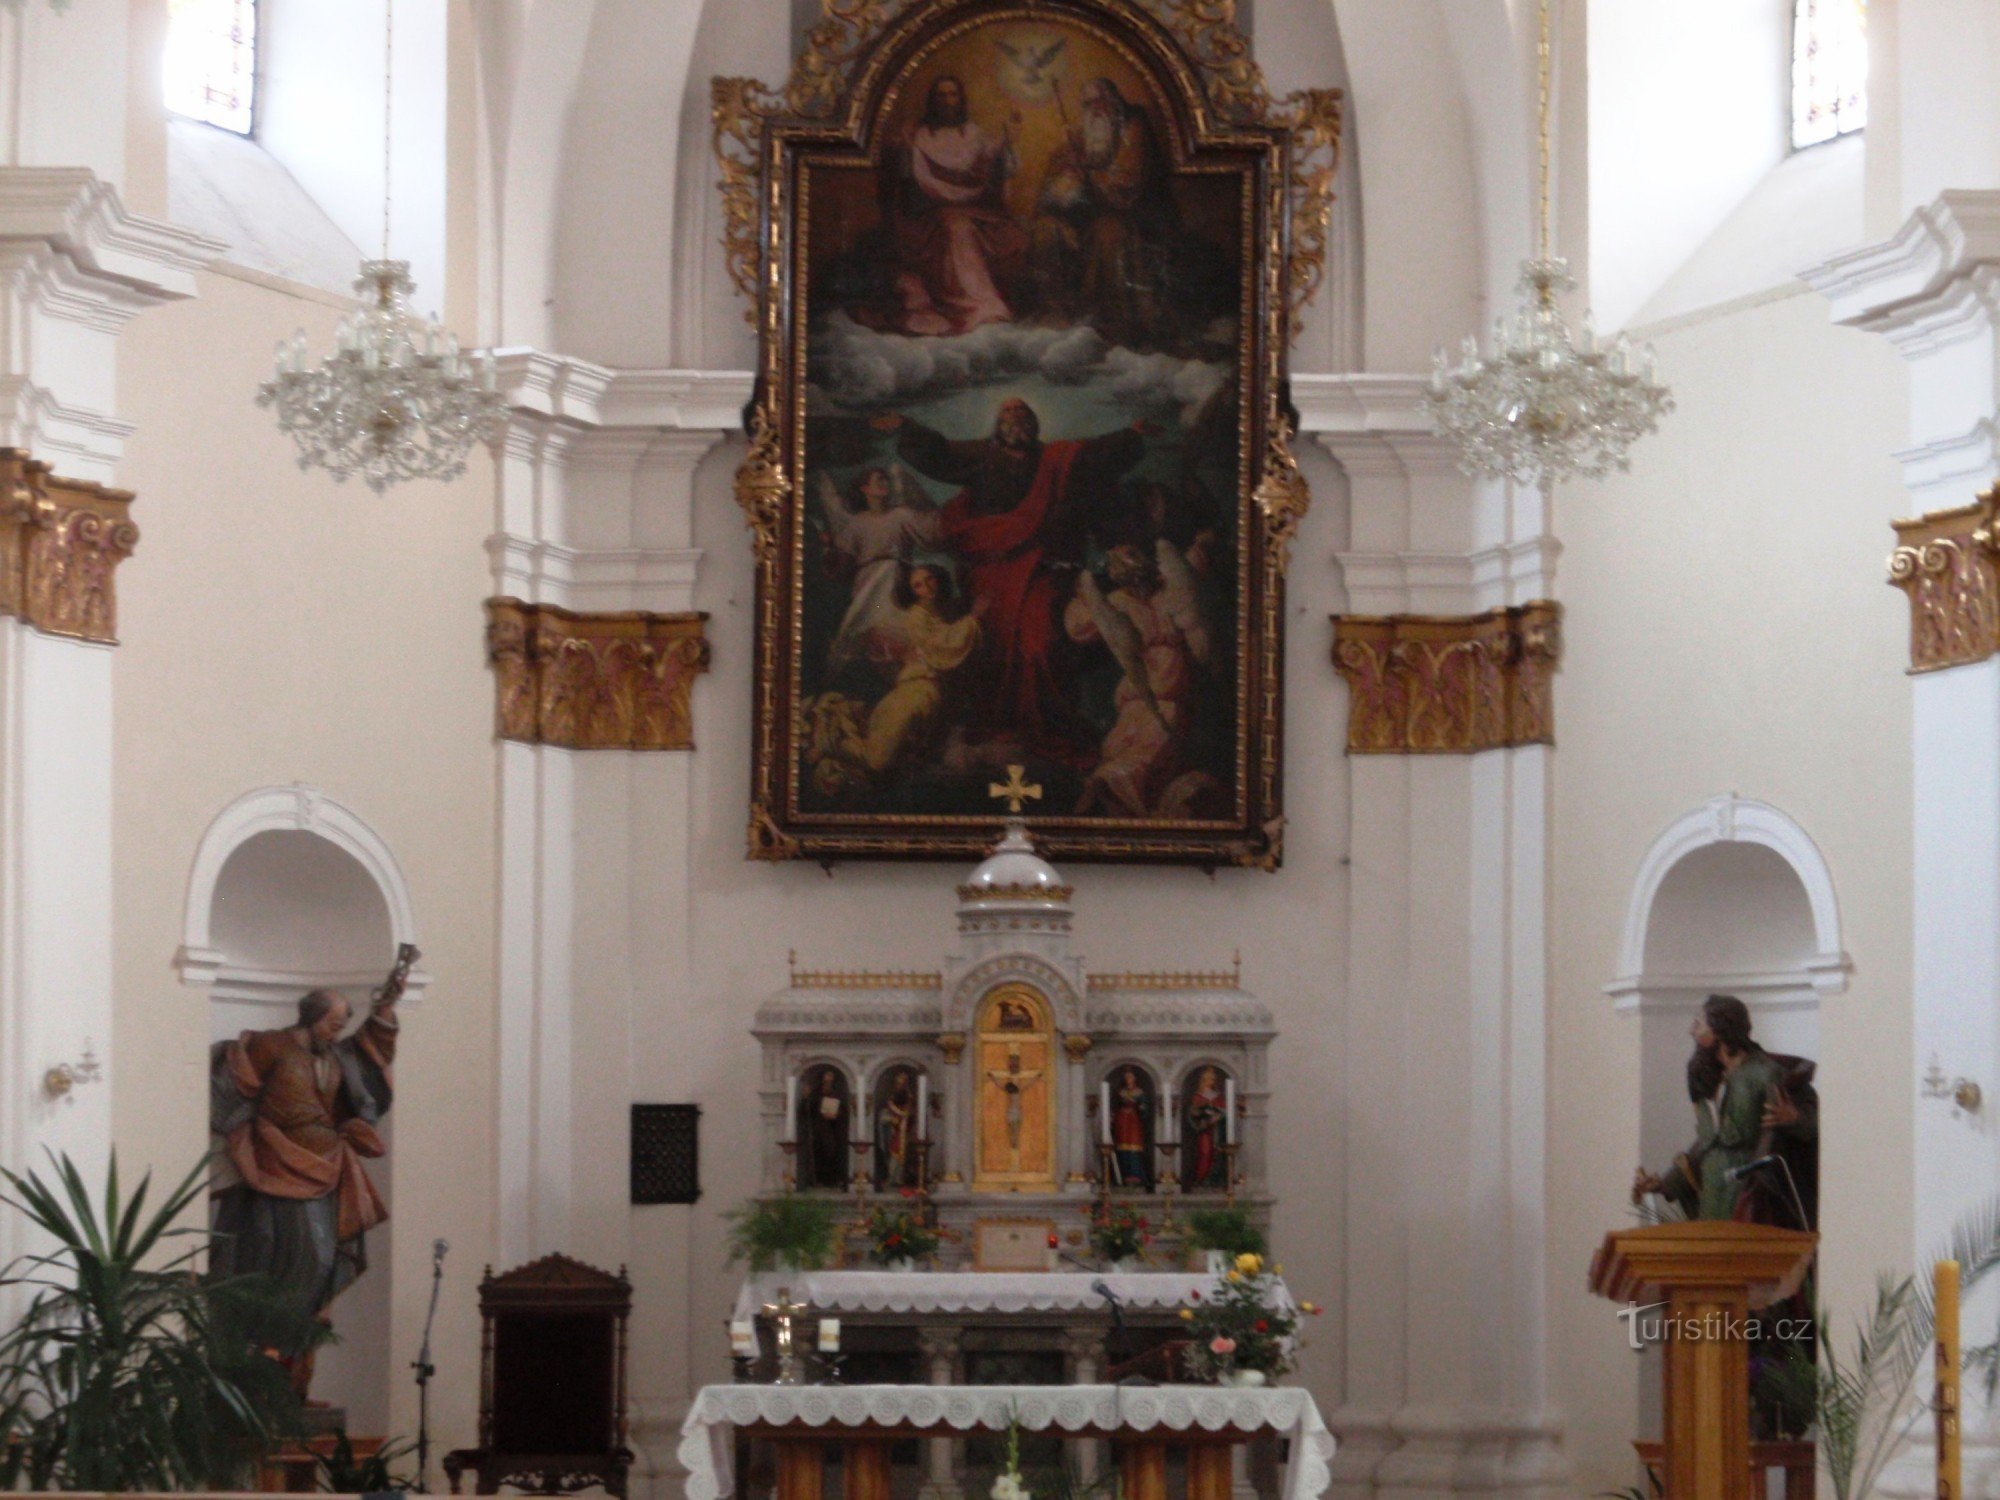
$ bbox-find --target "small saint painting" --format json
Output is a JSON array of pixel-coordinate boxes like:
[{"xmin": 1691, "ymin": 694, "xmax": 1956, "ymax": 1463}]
[
  {"xmin": 797, "ymin": 1065, "xmax": 852, "ymax": 1190},
  {"xmin": 873, "ymin": 1064, "xmax": 926, "ymax": 1191},
  {"xmin": 1180, "ymin": 1064, "xmax": 1230, "ymax": 1192},
  {"xmin": 721, "ymin": 0, "xmax": 1341, "ymax": 865}
]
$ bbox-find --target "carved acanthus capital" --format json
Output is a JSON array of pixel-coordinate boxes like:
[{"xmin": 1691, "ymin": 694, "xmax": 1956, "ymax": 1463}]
[
  {"xmin": 1888, "ymin": 486, "xmax": 2000, "ymax": 672},
  {"xmin": 0, "ymin": 449, "xmax": 137, "ymax": 645},
  {"xmin": 1062, "ymin": 1034, "xmax": 1092, "ymax": 1061},
  {"xmin": 1332, "ymin": 600, "xmax": 1562, "ymax": 754},
  {"xmin": 485, "ymin": 598, "xmax": 710, "ymax": 750},
  {"xmin": 936, "ymin": 1033, "xmax": 966, "ymax": 1065}
]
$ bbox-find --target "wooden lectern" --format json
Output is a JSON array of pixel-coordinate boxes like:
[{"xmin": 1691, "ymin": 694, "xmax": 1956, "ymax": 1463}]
[{"xmin": 1590, "ymin": 1221, "xmax": 1816, "ymax": 1500}]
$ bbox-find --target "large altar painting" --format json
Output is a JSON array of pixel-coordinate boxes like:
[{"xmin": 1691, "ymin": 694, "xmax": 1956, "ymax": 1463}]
[{"xmin": 719, "ymin": 0, "xmax": 1341, "ymax": 866}]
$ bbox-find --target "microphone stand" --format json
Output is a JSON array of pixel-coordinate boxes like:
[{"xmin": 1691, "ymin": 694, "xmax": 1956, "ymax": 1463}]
[{"xmin": 414, "ymin": 1240, "xmax": 448, "ymax": 1491}]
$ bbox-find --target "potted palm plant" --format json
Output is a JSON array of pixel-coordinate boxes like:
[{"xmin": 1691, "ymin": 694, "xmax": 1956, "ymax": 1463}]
[
  {"xmin": 1182, "ymin": 1208, "xmax": 1267, "ymax": 1274},
  {"xmin": 0, "ymin": 1152, "xmax": 320, "ymax": 1492},
  {"xmin": 724, "ymin": 1195, "xmax": 840, "ymax": 1273}
]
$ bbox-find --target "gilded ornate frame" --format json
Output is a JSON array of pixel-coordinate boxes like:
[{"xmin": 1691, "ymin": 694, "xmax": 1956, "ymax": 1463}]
[{"xmin": 715, "ymin": 0, "xmax": 1340, "ymax": 868}]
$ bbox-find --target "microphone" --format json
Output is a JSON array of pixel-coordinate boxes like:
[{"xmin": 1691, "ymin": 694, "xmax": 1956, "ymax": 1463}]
[
  {"xmin": 1726, "ymin": 1155, "xmax": 1779, "ymax": 1182},
  {"xmin": 433, "ymin": 1237, "xmax": 450, "ymax": 1264}
]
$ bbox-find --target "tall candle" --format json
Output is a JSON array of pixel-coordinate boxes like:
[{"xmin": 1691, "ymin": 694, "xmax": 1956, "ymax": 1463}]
[
  {"xmin": 855, "ymin": 1076, "xmax": 869, "ymax": 1140},
  {"xmin": 783, "ymin": 1072, "xmax": 796, "ymax": 1143},
  {"xmin": 1224, "ymin": 1078, "xmax": 1236, "ymax": 1144},
  {"xmin": 1100, "ymin": 1081, "xmax": 1113, "ymax": 1145},
  {"xmin": 729, "ymin": 1318, "xmax": 757, "ymax": 1358},
  {"xmin": 1938, "ymin": 1258, "xmax": 1962, "ymax": 1500},
  {"xmin": 1163, "ymin": 1082, "xmax": 1177, "ymax": 1144},
  {"xmin": 917, "ymin": 1074, "xmax": 929, "ymax": 1141},
  {"xmin": 818, "ymin": 1318, "xmax": 842, "ymax": 1354}
]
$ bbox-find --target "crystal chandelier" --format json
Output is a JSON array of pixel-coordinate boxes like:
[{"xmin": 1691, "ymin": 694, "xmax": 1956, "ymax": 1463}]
[
  {"xmin": 257, "ymin": 0, "xmax": 502, "ymax": 493},
  {"xmin": 1425, "ymin": 0, "xmax": 1672, "ymax": 489}
]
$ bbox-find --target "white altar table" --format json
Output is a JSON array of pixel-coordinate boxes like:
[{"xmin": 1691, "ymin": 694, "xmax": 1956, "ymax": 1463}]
[
  {"xmin": 678, "ymin": 1384, "xmax": 1335, "ymax": 1500},
  {"xmin": 730, "ymin": 1270, "xmax": 1298, "ymax": 1323}
]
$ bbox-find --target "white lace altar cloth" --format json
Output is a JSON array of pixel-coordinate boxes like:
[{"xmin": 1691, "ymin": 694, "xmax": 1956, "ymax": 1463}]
[
  {"xmin": 677, "ymin": 1384, "xmax": 1336, "ymax": 1500},
  {"xmin": 730, "ymin": 1271, "xmax": 1295, "ymax": 1323}
]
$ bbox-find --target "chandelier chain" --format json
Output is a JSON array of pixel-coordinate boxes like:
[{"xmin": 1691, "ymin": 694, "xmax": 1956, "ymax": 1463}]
[
  {"xmin": 1537, "ymin": 0, "xmax": 1550, "ymax": 264},
  {"xmin": 383, "ymin": 0, "xmax": 393, "ymax": 261}
]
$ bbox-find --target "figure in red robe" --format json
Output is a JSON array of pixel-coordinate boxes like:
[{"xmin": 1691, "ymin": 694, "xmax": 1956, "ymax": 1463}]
[{"xmin": 875, "ymin": 400, "xmax": 1146, "ymax": 754}]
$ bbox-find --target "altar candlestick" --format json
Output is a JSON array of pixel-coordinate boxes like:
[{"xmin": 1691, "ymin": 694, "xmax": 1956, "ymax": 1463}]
[
  {"xmin": 818, "ymin": 1317, "xmax": 842, "ymax": 1354},
  {"xmin": 1100, "ymin": 1081, "xmax": 1113, "ymax": 1145},
  {"xmin": 1938, "ymin": 1258, "xmax": 1962, "ymax": 1500},
  {"xmin": 1224, "ymin": 1078, "xmax": 1236, "ymax": 1144},
  {"xmin": 917, "ymin": 1075, "xmax": 929, "ymax": 1140},
  {"xmin": 729, "ymin": 1318, "xmax": 757, "ymax": 1358}
]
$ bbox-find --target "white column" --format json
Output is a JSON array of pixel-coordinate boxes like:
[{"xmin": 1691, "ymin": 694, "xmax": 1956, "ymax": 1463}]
[
  {"xmin": 1807, "ymin": 193, "xmax": 2000, "ymax": 1497},
  {"xmin": 1306, "ymin": 375, "xmax": 1567, "ymax": 1500},
  {"xmin": 0, "ymin": 172, "xmax": 212, "ymax": 1271}
]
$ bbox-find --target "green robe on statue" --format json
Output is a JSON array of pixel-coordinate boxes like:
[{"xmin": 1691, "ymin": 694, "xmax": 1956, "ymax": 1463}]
[{"xmin": 1661, "ymin": 1051, "xmax": 1782, "ymax": 1220}]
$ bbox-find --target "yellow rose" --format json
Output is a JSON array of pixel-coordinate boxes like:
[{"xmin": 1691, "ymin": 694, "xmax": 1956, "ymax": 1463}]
[
  {"xmin": 1274, "ymin": 1263, "xmax": 1285, "ymax": 1276},
  {"xmin": 1234, "ymin": 1252, "xmax": 1263, "ymax": 1276},
  {"xmin": 1179, "ymin": 1308, "xmax": 1194, "ymax": 1321},
  {"xmin": 1224, "ymin": 1270, "xmax": 1241, "ymax": 1283}
]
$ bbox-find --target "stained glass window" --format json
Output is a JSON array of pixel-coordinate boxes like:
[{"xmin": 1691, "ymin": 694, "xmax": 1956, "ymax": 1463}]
[
  {"xmin": 1792, "ymin": 0, "xmax": 1867, "ymax": 149},
  {"xmin": 164, "ymin": 0, "xmax": 257, "ymax": 136}
]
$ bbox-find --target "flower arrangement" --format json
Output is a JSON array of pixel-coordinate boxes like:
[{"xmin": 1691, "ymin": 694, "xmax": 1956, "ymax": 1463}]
[
  {"xmin": 991, "ymin": 1411, "xmax": 1029, "ymax": 1500},
  {"xmin": 1177, "ymin": 1253, "xmax": 1321, "ymax": 1383},
  {"xmin": 865, "ymin": 1193, "xmax": 941, "ymax": 1266},
  {"xmin": 1088, "ymin": 1202, "xmax": 1153, "ymax": 1265}
]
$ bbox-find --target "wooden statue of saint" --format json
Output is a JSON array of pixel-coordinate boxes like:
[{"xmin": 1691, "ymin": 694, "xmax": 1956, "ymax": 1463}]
[
  {"xmin": 798, "ymin": 1067, "xmax": 851, "ymax": 1189},
  {"xmin": 209, "ymin": 944, "xmax": 416, "ymax": 1393}
]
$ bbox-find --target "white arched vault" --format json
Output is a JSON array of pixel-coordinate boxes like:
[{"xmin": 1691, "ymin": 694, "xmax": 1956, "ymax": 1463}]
[
  {"xmin": 1606, "ymin": 793, "xmax": 1852, "ymax": 1010},
  {"xmin": 174, "ymin": 784, "xmax": 432, "ymax": 1008}
]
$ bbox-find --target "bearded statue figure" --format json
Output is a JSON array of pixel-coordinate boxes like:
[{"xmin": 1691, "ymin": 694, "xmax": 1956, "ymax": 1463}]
[{"xmin": 209, "ymin": 945, "xmax": 414, "ymax": 1392}]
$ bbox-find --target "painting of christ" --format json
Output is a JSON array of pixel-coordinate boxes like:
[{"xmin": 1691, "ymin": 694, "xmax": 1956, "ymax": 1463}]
[{"xmin": 730, "ymin": 0, "xmax": 1324, "ymax": 865}]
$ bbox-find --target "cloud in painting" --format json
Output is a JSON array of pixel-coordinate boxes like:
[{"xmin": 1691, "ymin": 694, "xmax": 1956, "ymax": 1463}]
[{"xmin": 810, "ymin": 313, "xmax": 1229, "ymax": 423}]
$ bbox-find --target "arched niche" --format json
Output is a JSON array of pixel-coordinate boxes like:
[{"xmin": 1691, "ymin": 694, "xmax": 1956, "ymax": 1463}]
[
  {"xmin": 1607, "ymin": 794, "xmax": 1843, "ymax": 1437},
  {"xmin": 176, "ymin": 783, "xmax": 431, "ymax": 1020},
  {"xmin": 178, "ymin": 785, "xmax": 422, "ymax": 1438}
]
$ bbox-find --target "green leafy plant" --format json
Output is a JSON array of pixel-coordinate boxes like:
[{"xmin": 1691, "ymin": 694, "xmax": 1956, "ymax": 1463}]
[
  {"xmin": 0, "ymin": 1151, "xmax": 321, "ymax": 1491},
  {"xmin": 1178, "ymin": 1253, "xmax": 1319, "ymax": 1382},
  {"xmin": 864, "ymin": 1195, "xmax": 941, "ymax": 1265},
  {"xmin": 724, "ymin": 1195, "xmax": 839, "ymax": 1273},
  {"xmin": 313, "ymin": 1431, "xmax": 418, "ymax": 1493},
  {"xmin": 1087, "ymin": 1203, "xmax": 1152, "ymax": 1264},
  {"xmin": 1182, "ymin": 1208, "xmax": 1266, "ymax": 1260},
  {"xmin": 1813, "ymin": 1199, "xmax": 2000, "ymax": 1500}
]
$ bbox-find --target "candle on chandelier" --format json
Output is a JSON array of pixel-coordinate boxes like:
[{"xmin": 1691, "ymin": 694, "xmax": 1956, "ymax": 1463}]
[{"xmin": 1099, "ymin": 1080, "xmax": 1112, "ymax": 1145}]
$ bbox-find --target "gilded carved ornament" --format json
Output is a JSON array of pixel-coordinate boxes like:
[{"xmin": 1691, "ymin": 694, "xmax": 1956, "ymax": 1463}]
[
  {"xmin": 484, "ymin": 599, "xmax": 710, "ymax": 751},
  {"xmin": 1331, "ymin": 601, "xmax": 1563, "ymax": 755},
  {"xmin": 1887, "ymin": 485, "xmax": 2000, "ymax": 673},
  {"xmin": 0, "ymin": 449, "xmax": 139, "ymax": 646}
]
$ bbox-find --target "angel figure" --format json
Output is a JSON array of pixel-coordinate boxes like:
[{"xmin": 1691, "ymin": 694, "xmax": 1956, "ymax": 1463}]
[
  {"xmin": 1064, "ymin": 544, "xmax": 1218, "ymax": 816},
  {"xmin": 838, "ymin": 564, "xmax": 986, "ymax": 776},
  {"xmin": 818, "ymin": 465, "xmax": 939, "ymax": 674}
]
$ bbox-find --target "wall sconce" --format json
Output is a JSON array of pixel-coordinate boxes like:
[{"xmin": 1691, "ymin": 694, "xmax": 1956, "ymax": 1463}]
[
  {"xmin": 44, "ymin": 1041, "xmax": 102, "ymax": 1102},
  {"xmin": 1922, "ymin": 1057, "xmax": 1983, "ymax": 1115}
]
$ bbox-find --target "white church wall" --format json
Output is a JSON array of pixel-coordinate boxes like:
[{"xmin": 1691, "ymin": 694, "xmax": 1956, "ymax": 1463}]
[
  {"xmin": 105, "ymin": 263, "xmax": 498, "ymax": 1453},
  {"xmin": 1549, "ymin": 285, "xmax": 1914, "ymax": 1491}
]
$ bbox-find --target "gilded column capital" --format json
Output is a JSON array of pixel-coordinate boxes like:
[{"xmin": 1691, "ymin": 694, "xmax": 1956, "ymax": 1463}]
[
  {"xmin": 484, "ymin": 597, "xmax": 710, "ymax": 750},
  {"xmin": 1331, "ymin": 600, "xmax": 1562, "ymax": 754},
  {"xmin": 0, "ymin": 449, "xmax": 138, "ymax": 645},
  {"xmin": 1887, "ymin": 485, "xmax": 2000, "ymax": 672}
]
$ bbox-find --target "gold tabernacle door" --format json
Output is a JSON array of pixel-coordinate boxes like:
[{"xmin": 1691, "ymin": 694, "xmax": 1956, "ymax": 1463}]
[{"xmin": 973, "ymin": 984, "xmax": 1057, "ymax": 1191}]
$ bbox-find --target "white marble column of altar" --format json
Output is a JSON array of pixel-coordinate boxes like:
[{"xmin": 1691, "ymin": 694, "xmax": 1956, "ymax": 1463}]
[
  {"xmin": 1305, "ymin": 375, "xmax": 1567, "ymax": 1500},
  {"xmin": 1805, "ymin": 189, "xmax": 2000, "ymax": 1497},
  {"xmin": 489, "ymin": 353, "xmax": 747, "ymax": 1479},
  {"xmin": 0, "ymin": 158, "xmax": 215, "ymax": 1280}
]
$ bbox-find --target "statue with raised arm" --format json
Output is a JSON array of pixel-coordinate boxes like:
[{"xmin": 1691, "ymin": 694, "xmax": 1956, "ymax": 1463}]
[{"xmin": 209, "ymin": 943, "xmax": 415, "ymax": 1393}]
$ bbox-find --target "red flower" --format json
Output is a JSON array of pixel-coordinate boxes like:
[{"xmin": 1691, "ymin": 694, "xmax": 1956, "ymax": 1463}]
[
  {"xmin": 886, "ymin": 1233, "xmax": 902, "ymax": 1247},
  {"xmin": 1189, "ymin": 1289, "xmax": 1202, "ymax": 1302},
  {"xmin": 1253, "ymin": 1320, "xmax": 1268, "ymax": 1333},
  {"xmin": 1047, "ymin": 1232, "xmax": 1060, "ymax": 1249},
  {"xmin": 899, "ymin": 1187, "xmax": 919, "ymax": 1199}
]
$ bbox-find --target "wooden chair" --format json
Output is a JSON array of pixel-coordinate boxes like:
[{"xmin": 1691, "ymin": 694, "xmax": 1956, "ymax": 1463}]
[{"xmin": 444, "ymin": 1255, "xmax": 634, "ymax": 1498}]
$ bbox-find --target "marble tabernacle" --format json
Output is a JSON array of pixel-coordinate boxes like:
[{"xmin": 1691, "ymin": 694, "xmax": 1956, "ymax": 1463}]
[{"xmin": 754, "ymin": 823, "xmax": 1274, "ymax": 1266}]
